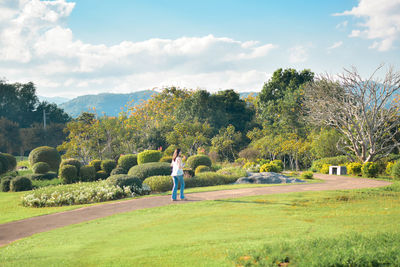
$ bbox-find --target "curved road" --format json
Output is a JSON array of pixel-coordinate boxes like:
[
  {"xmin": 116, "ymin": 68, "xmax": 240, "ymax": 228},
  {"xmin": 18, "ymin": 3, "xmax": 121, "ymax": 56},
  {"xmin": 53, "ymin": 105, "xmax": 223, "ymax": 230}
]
[{"xmin": 0, "ymin": 174, "xmax": 391, "ymax": 247}]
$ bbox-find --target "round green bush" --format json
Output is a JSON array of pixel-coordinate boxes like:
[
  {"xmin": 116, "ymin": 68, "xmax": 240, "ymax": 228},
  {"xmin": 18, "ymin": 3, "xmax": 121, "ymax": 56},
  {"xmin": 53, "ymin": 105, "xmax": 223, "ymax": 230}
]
[
  {"xmin": 186, "ymin": 155, "xmax": 212, "ymax": 171},
  {"xmin": 164, "ymin": 145, "xmax": 178, "ymax": 156},
  {"xmin": 391, "ymin": 161, "xmax": 400, "ymax": 179},
  {"xmin": 117, "ymin": 154, "xmax": 138, "ymax": 171},
  {"xmin": 347, "ymin": 162, "xmax": 362, "ymax": 176},
  {"xmin": 110, "ymin": 167, "xmax": 127, "ymax": 175},
  {"xmin": 28, "ymin": 146, "xmax": 61, "ymax": 172},
  {"xmin": 260, "ymin": 163, "xmax": 280, "ymax": 173},
  {"xmin": 107, "ymin": 174, "xmax": 142, "ymax": 189},
  {"xmin": 137, "ymin": 150, "xmax": 163, "ymax": 165},
  {"xmin": 361, "ymin": 162, "xmax": 379, "ymax": 178},
  {"xmin": 0, "ymin": 176, "xmax": 12, "ymax": 192},
  {"xmin": 32, "ymin": 162, "xmax": 50, "ymax": 174},
  {"xmin": 60, "ymin": 159, "xmax": 82, "ymax": 174},
  {"xmin": 79, "ymin": 165, "xmax": 96, "ymax": 182},
  {"xmin": 101, "ymin": 160, "xmax": 117, "ymax": 175},
  {"xmin": 159, "ymin": 156, "xmax": 172, "ymax": 163},
  {"xmin": 1, "ymin": 153, "xmax": 16, "ymax": 171},
  {"xmin": 192, "ymin": 172, "xmax": 226, "ymax": 187},
  {"xmin": 89, "ymin": 159, "xmax": 102, "ymax": 172},
  {"xmin": 143, "ymin": 175, "xmax": 172, "ymax": 192},
  {"xmin": 60, "ymin": 164, "xmax": 78, "ymax": 184},
  {"xmin": 195, "ymin": 165, "xmax": 211, "ymax": 175},
  {"xmin": 128, "ymin": 162, "xmax": 171, "ymax": 181},
  {"xmin": 0, "ymin": 154, "xmax": 8, "ymax": 174},
  {"xmin": 96, "ymin": 170, "xmax": 108, "ymax": 180},
  {"xmin": 10, "ymin": 176, "xmax": 32, "ymax": 192},
  {"xmin": 301, "ymin": 171, "xmax": 314, "ymax": 179},
  {"xmin": 28, "ymin": 172, "xmax": 58, "ymax": 180}
]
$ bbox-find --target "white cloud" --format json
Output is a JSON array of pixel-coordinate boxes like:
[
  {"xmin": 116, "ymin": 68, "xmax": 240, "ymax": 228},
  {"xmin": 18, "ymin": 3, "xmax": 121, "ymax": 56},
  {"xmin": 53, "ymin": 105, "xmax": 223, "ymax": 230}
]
[
  {"xmin": 0, "ymin": 0, "xmax": 277, "ymax": 97},
  {"xmin": 334, "ymin": 0, "xmax": 400, "ymax": 51},
  {"xmin": 328, "ymin": 41, "xmax": 343, "ymax": 50},
  {"xmin": 289, "ymin": 45, "xmax": 308, "ymax": 63},
  {"xmin": 336, "ymin": 20, "xmax": 348, "ymax": 29}
]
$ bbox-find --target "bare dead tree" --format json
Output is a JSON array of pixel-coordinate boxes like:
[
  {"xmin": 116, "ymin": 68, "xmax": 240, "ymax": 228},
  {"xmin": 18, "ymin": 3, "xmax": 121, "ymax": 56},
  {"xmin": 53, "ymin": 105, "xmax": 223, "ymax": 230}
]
[{"xmin": 304, "ymin": 65, "xmax": 400, "ymax": 163}]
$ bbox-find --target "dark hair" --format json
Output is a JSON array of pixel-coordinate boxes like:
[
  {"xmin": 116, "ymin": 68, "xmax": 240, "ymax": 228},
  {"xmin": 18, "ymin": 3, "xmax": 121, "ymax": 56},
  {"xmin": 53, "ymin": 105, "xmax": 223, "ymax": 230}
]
[{"xmin": 172, "ymin": 148, "xmax": 181, "ymax": 162}]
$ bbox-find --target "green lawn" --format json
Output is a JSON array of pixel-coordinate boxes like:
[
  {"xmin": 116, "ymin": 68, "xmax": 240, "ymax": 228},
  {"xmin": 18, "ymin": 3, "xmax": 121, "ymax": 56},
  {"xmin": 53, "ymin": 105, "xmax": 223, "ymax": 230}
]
[{"xmin": 1, "ymin": 183, "xmax": 399, "ymax": 266}]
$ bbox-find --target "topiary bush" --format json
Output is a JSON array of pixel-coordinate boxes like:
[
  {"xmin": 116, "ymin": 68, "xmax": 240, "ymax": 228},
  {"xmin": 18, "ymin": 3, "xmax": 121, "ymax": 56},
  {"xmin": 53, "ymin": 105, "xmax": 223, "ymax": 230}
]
[
  {"xmin": 195, "ymin": 165, "xmax": 211, "ymax": 175},
  {"xmin": 96, "ymin": 170, "xmax": 108, "ymax": 180},
  {"xmin": 110, "ymin": 167, "xmax": 127, "ymax": 175},
  {"xmin": 101, "ymin": 160, "xmax": 117, "ymax": 175},
  {"xmin": 28, "ymin": 146, "xmax": 61, "ymax": 172},
  {"xmin": 159, "ymin": 156, "xmax": 172, "ymax": 163},
  {"xmin": 347, "ymin": 162, "xmax": 362, "ymax": 176},
  {"xmin": 117, "ymin": 154, "xmax": 138, "ymax": 172},
  {"xmin": 143, "ymin": 175, "xmax": 172, "ymax": 192},
  {"xmin": 137, "ymin": 150, "xmax": 163, "ymax": 164},
  {"xmin": 1, "ymin": 153, "xmax": 16, "ymax": 171},
  {"xmin": 32, "ymin": 162, "xmax": 50, "ymax": 174},
  {"xmin": 79, "ymin": 165, "xmax": 96, "ymax": 182},
  {"xmin": 311, "ymin": 156, "xmax": 349, "ymax": 172},
  {"xmin": 128, "ymin": 162, "xmax": 171, "ymax": 181},
  {"xmin": 391, "ymin": 161, "xmax": 400, "ymax": 179},
  {"xmin": 10, "ymin": 176, "xmax": 32, "ymax": 192},
  {"xmin": 107, "ymin": 174, "xmax": 142, "ymax": 189},
  {"xmin": 362, "ymin": 162, "xmax": 379, "ymax": 178},
  {"xmin": 260, "ymin": 163, "xmax": 281, "ymax": 173},
  {"xmin": 301, "ymin": 171, "xmax": 314, "ymax": 179},
  {"xmin": 320, "ymin": 164, "xmax": 330, "ymax": 174},
  {"xmin": 0, "ymin": 176, "xmax": 12, "ymax": 192},
  {"xmin": 164, "ymin": 145, "xmax": 178, "ymax": 156},
  {"xmin": 60, "ymin": 159, "xmax": 82, "ymax": 175},
  {"xmin": 28, "ymin": 172, "xmax": 58, "ymax": 180},
  {"xmin": 60, "ymin": 164, "xmax": 78, "ymax": 184},
  {"xmin": 89, "ymin": 159, "xmax": 102, "ymax": 172},
  {"xmin": 186, "ymin": 155, "xmax": 212, "ymax": 171},
  {"xmin": 0, "ymin": 154, "xmax": 8, "ymax": 174}
]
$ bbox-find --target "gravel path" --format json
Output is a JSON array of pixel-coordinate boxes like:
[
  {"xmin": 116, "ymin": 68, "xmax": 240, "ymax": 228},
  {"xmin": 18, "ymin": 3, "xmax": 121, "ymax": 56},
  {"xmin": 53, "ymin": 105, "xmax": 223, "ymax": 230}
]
[{"xmin": 0, "ymin": 173, "xmax": 391, "ymax": 247}]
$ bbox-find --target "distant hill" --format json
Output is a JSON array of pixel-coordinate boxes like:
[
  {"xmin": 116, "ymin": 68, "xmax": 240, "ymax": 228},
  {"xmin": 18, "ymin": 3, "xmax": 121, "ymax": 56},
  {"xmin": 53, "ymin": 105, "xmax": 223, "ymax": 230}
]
[
  {"xmin": 59, "ymin": 90, "xmax": 156, "ymax": 117},
  {"xmin": 38, "ymin": 96, "xmax": 70, "ymax": 105}
]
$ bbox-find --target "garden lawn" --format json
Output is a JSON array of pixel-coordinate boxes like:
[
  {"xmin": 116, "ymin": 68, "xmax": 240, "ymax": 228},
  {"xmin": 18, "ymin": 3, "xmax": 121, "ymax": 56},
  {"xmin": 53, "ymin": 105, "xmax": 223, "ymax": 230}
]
[{"xmin": 1, "ymin": 183, "xmax": 399, "ymax": 266}]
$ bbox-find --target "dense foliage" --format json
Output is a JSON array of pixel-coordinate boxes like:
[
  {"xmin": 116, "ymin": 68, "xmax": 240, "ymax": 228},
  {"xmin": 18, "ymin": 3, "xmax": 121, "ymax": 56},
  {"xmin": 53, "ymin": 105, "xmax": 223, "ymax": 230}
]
[
  {"xmin": 128, "ymin": 162, "xmax": 171, "ymax": 181},
  {"xmin": 28, "ymin": 146, "xmax": 61, "ymax": 172}
]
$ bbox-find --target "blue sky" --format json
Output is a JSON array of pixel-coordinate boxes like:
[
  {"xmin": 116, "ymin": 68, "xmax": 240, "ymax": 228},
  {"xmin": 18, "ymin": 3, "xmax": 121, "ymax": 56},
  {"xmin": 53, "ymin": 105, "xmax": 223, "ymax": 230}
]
[{"xmin": 0, "ymin": 0, "xmax": 399, "ymax": 98}]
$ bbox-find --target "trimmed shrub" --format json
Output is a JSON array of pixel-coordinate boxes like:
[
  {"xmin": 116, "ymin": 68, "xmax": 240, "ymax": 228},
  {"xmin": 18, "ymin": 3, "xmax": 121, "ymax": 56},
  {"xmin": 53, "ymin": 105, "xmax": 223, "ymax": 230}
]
[
  {"xmin": 60, "ymin": 164, "xmax": 78, "ymax": 184},
  {"xmin": 186, "ymin": 155, "xmax": 212, "ymax": 171},
  {"xmin": 183, "ymin": 168, "xmax": 194, "ymax": 178},
  {"xmin": 28, "ymin": 172, "xmax": 58, "ymax": 181},
  {"xmin": 391, "ymin": 161, "xmax": 400, "ymax": 179},
  {"xmin": 0, "ymin": 176, "xmax": 12, "ymax": 192},
  {"xmin": 60, "ymin": 159, "xmax": 82, "ymax": 174},
  {"xmin": 0, "ymin": 154, "xmax": 8, "ymax": 174},
  {"xmin": 110, "ymin": 167, "xmax": 127, "ymax": 175},
  {"xmin": 190, "ymin": 172, "xmax": 226, "ymax": 187},
  {"xmin": 107, "ymin": 174, "xmax": 142, "ymax": 189},
  {"xmin": 195, "ymin": 165, "xmax": 211, "ymax": 175},
  {"xmin": 320, "ymin": 164, "xmax": 330, "ymax": 174},
  {"xmin": 164, "ymin": 145, "xmax": 178, "ymax": 156},
  {"xmin": 117, "ymin": 154, "xmax": 138, "ymax": 171},
  {"xmin": 216, "ymin": 167, "xmax": 247, "ymax": 179},
  {"xmin": 79, "ymin": 165, "xmax": 96, "ymax": 182},
  {"xmin": 137, "ymin": 150, "xmax": 163, "ymax": 164},
  {"xmin": 386, "ymin": 162, "xmax": 395, "ymax": 176},
  {"xmin": 311, "ymin": 156, "xmax": 349, "ymax": 172},
  {"xmin": 32, "ymin": 162, "xmax": 50, "ymax": 174},
  {"xmin": 96, "ymin": 170, "xmax": 108, "ymax": 180},
  {"xmin": 101, "ymin": 160, "xmax": 117, "ymax": 175},
  {"xmin": 143, "ymin": 175, "xmax": 172, "ymax": 192},
  {"xmin": 28, "ymin": 146, "xmax": 61, "ymax": 172},
  {"xmin": 301, "ymin": 171, "xmax": 314, "ymax": 179},
  {"xmin": 260, "ymin": 163, "xmax": 281, "ymax": 173},
  {"xmin": 347, "ymin": 162, "xmax": 362, "ymax": 176},
  {"xmin": 160, "ymin": 156, "xmax": 172, "ymax": 163},
  {"xmin": 10, "ymin": 176, "xmax": 32, "ymax": 192},
  {"xmin": 128, "ymin": 162, "xmax": 171, "ymax": 181},
  {"xmin": 1, "ymin": 153, "xmax": 16, "ymax": 171},
  {"xmin": 362, "ymin": 162, "xmax": 379, "ymax": 178},
  {"xmin": 89, "ymin": 159, "xmax": 102, "ymax": 172}
]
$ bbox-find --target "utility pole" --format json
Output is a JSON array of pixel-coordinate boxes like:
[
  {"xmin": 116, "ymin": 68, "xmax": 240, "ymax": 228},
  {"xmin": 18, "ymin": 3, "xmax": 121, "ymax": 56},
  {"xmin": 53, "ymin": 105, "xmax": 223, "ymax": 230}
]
[{"xmin": 43, "ymin": 109, "xmax": 48, "ymax": 145}]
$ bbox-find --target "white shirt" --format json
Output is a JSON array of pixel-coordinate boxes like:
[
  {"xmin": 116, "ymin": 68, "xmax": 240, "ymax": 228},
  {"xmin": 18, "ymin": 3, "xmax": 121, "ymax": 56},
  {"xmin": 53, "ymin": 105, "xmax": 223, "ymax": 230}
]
[{"xmin": 171, "ymin": 157, "xmax": 184, "ymax": 176}]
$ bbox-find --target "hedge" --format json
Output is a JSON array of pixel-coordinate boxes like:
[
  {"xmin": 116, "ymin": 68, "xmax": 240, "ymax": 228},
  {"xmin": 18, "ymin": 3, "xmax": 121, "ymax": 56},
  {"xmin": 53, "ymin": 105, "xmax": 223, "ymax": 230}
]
[
  {"xmin": 10, "ymin": 176, "xmax": 32, "ymax": 192},
  {"xmin": 60, "ymin": 164, "xmax": 78, "ymax": 184},
  {"xmin": 128, "ymin": 162, "xmax": 171, "ymax": 181},
  {"xmin": 110, "ymin": 167, "xmax": 127, "ymax": 175},
  {"xmin": 89, "ymin": 159, "xmax": 102, "ymax": 172},
  {"xmin": 195, "ymin": 165, "xmax": 211, "ymax": 175},
  {"xmin": 186, "ymin": 155, "xmax": 212, "ymax": 170},
  {"xmin": 32, "ymin": 162, "xmax": 50, "ymax": 174},
  {"xmin": 137, "ymin": 150, "xmax": 163, "ymax": 164},
  {"xmin": 160, "ymin": 156, "xmax": 172, "ymax": 163},
  {"xmin": 28, "ymin": 146, "xmax": 61, "ymax": 172},
  {"xmin": 1, "ymin": 153, "xmax": 16, "ymax": 172},
  {"xmin": 107, "ymin": 174, "xmax": 142, "ymax": 189},
  {"xmin": 0, "ymin": 176, "xmax": 12, "ymax": 192},
  {"xmin": 96, "ymin": 170, "xmax": 108, "ymax": 180},
  {"xmin": 60, "ymin": 159, "xmax": 82, "ymax": 174},
  {"xmin": 117, "ymin": 154, "xmax": 138, "ymax": 171},
  {"xmin": 164, "ymin": 145, "xmax": 178, "ymax": 156},
  {"xmin": 101, "ymin": 160, "xmax": 117, "ymax": 175},
  {"xmin": 27, "ymin": 172, "xmax": 58, "ymax": 181},
  {"xmin": 79, "ymin": 165, "xmax": 96, "ymax": 182}
]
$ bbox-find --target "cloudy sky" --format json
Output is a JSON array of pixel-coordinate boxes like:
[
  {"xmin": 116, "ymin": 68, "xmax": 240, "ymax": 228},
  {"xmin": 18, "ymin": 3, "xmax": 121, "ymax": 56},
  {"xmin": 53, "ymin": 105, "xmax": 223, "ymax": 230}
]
[{"xmin": 0, "ymin": 0, "xmax": 399, "ymax": 98}]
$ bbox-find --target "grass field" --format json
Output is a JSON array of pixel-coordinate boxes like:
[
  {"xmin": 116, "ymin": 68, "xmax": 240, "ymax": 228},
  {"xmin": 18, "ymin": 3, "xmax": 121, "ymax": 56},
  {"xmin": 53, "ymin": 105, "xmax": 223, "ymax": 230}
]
[{"xmin": 1, "ymin": 182, "xmax": 399, "ymax": 266}]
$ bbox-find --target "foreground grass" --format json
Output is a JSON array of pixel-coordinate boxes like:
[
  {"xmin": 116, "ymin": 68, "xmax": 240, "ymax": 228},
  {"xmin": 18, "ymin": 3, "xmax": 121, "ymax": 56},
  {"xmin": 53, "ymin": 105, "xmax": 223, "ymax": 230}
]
[{"xmin": 1, "ymin": 183, "xmax": 399, "ymax": 266}]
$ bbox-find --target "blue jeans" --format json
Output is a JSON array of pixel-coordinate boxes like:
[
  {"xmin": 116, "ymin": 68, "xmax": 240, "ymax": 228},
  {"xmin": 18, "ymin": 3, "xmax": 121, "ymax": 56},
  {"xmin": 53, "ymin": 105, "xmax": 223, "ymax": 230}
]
[{"xmin": 172, "ymin": 175, "xmax": 185, "ymax": 200}]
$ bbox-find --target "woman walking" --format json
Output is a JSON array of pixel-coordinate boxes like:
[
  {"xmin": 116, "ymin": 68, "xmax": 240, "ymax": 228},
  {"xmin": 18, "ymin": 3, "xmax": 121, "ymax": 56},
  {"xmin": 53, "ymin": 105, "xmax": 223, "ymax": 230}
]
[{"xmin": 171, "ymin": 148, "xmax": 185, "ymax": 201}]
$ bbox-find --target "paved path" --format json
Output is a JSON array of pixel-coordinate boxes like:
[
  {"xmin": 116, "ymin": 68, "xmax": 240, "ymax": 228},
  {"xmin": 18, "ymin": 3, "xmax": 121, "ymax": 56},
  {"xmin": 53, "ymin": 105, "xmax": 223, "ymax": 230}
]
[{"xmin": 0, "ymin": 174, "xmax": 391, "ymax": 247}]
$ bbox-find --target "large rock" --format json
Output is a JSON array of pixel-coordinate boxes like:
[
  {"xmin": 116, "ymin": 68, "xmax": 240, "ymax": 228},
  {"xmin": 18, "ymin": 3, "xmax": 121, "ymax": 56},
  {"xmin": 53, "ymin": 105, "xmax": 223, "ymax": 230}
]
[{"xmin": 235, "ymin": 172, "xmax": 305, "ymax": 184}]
